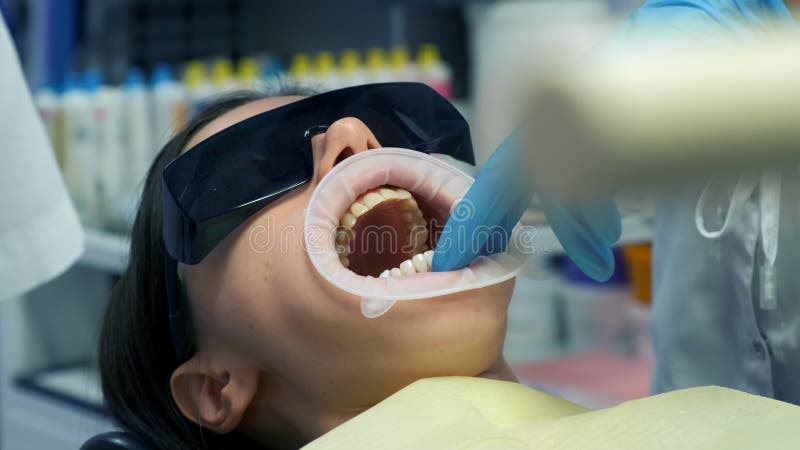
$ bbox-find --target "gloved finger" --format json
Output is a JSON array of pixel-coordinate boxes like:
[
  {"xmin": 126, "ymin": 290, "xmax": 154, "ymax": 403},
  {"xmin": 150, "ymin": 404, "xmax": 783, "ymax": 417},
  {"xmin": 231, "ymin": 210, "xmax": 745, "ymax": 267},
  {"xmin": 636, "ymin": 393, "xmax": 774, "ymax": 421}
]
[
  {"xmin": 431, "ymin": 157, "xmax": 503, "ymax": 272},
  {"xmin": 433, "ymin": 128, "xmax": 532, "ymax": 272},
  {"xmin": 431, "ymin": 178, "xmax": 504, "ymax": 272},
  {"xmin": 578, "ymin": 195, "xmax": 622, "ymax": 245},
  {"xmin": 540, "ymin": 196, "xmax": 616, "ymax": 282},
  {"xmin": 432, "ymin": 172, "xmax": 535, "ymax": 271},
  {"xmin": 481, "ymin": 181, "xmax": 536, "ymax": 256},
  {"xmin": 476, "ymin": 225, "xmax": 510, "ymax": 259},
  {"xmin": 432, "ymin": 166, "xmax": 533, "ymax": 272}
]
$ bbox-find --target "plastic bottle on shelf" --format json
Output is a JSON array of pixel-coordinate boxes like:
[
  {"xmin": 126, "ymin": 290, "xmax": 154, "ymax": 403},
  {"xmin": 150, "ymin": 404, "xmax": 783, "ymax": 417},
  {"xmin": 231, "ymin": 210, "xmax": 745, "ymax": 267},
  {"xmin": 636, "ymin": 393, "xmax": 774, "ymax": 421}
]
[
  {"xmin": 365, "ymin": 48, "xmax": 393, "ymax": 83},
  {"xmin": 211, "ymin": 58, "xmax": 239, "ymax": 93},
  {"xmin": 339, "ymin": 49, "xmax": 367, "ymax": 88},
  {"xmin": 34, "ymin": 87, "xmax": 63, "ymax": 167},
  {"xmin": 504, "ymin": 264, "xmax": 560, "ymax": 363},
  {"xmin": 390, "ymin": 46, "xmax": 417, "ymax": 83},
  {"xmin": 183, "ymin": 61, "xmax": 215, "ymax": 115},
  {"xmin": 238, "ymin": 57, "xmax": 262, "ymax": 90},
  {"xmin": 152, "ymin": 63, "xmax": 188, "ymax": 146},
  {"xmin": 88, "ymin": 70, "xmax": 126, "ymax": 225},
  {"xmin": 289, "ymin": 53, "xmax": 314, "ymax": 87},
  {"xmin": 314, "ymin": 51, "xmax": 341, "ymax": 91},
  {"xmin": 123, "ymin": 67, "xmax": 153, "ymax": 194},
  {"xmin": 61, "ymin": 72, "xmax": 99, "ymax": 224},
  {"xmin": 417, "ymin": 43, "xmax": 452, "ymax": 99},
  {"xmin": 261, "ymin": 55, "xmax": 285, "ymax": 88},
  {"xmin": 622, "ymin": 244, "xmax": 654, "ymax": 359}
]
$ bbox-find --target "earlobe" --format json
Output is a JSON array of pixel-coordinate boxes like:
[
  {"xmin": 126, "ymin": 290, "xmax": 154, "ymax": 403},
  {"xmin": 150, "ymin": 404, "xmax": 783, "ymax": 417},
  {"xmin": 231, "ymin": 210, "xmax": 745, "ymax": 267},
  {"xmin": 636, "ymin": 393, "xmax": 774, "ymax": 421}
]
[{"xmin": 170, "ymin": 357, "xmax": 259, "ymax": 434}]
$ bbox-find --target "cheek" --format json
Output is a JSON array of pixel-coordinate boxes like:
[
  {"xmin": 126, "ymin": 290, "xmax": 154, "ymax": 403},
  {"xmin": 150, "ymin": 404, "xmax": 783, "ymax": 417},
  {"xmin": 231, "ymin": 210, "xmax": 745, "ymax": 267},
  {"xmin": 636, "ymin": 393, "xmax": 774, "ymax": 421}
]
[
  {"xmin": 441, "ymin": 281, "xmax": 513, "ymax": 337},
  {"xmin": 213, "ymin": 194, "xmax": 321, "ymax": 346}
]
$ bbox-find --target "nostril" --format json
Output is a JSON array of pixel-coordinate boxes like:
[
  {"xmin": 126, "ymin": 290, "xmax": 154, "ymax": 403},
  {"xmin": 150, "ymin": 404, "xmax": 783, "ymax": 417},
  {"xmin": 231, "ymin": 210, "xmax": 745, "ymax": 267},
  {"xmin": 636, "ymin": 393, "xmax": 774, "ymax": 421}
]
[{"xmin": 334, "ymin": 148, "xmax": 355, "ymax": 166}]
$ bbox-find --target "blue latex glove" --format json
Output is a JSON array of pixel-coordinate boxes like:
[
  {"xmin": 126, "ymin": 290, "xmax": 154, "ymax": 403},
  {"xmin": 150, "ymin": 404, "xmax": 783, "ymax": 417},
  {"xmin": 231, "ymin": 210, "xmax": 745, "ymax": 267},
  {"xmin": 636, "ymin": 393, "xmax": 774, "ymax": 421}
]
[{"xmin": 431, "ymin": 127, "xmax": 622, "ymax": 282}]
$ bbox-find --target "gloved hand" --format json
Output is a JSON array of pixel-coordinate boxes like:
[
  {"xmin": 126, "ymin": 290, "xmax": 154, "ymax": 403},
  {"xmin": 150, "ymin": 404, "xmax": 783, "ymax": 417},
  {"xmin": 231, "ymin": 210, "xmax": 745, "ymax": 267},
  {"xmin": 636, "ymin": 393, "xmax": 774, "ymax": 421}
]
[{"xmin": 431, "ymin": 127, "xmax": 622, "ymax": 282}]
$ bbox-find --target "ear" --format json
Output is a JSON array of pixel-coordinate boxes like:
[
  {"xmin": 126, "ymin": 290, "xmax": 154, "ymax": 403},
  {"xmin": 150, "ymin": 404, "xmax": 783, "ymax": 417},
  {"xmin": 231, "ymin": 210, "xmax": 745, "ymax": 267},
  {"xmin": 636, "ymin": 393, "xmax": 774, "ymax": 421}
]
[{"xmin": 170, "ymin": 356, "xmax": 259, "ymax": 434}]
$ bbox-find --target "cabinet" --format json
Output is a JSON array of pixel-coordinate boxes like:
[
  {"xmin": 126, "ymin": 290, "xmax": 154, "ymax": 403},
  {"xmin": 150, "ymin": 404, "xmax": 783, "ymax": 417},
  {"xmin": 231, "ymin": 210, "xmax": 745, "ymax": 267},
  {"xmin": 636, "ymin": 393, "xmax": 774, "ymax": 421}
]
[{"xmin": 1, "ymin": 231, "xmax": 127, "ymax": 449}]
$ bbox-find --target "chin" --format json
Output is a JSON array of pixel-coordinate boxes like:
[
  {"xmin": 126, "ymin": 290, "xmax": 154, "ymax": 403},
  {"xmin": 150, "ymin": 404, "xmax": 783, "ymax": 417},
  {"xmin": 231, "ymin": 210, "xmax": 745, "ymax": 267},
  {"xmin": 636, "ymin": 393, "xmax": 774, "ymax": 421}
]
[{"xmin": 394, "ymin": 278, "xmax": 514, "ymax": 373}]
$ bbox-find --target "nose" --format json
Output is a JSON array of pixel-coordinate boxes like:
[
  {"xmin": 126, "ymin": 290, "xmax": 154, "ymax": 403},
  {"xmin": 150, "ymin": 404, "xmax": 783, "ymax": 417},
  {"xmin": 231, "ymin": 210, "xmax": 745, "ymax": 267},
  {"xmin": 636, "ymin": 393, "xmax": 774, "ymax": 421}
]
[{"xmin": 314, "ymin": 117, "xmax": 381, "ymax": 179}]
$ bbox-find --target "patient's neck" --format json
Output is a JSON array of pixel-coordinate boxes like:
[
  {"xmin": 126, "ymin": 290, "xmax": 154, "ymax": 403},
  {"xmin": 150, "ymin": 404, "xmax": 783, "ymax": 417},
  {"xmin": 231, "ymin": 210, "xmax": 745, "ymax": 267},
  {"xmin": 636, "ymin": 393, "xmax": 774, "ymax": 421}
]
[
  {"xmin": 240, "ymin": 371, "xmax": 375, "ymax": 448},
  {"xmin": 243, "ymin": 358, "xmax": 518, "ymax": 447},
  {"xmin": 478, "ymin": 357, "xmax": 518, "ymax": 382}
]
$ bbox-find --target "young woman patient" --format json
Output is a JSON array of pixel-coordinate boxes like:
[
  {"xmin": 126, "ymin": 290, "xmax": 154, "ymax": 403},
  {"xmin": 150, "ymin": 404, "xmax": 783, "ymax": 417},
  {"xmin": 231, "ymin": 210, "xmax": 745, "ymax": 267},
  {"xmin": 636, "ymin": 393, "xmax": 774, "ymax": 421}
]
[
  {"xmin": 98, "ymin": 88, "xmax": 516, "ymax": 449},
  {"xmin": 100, "ymin": 86, "xmax": 800, "ymax": 450}
]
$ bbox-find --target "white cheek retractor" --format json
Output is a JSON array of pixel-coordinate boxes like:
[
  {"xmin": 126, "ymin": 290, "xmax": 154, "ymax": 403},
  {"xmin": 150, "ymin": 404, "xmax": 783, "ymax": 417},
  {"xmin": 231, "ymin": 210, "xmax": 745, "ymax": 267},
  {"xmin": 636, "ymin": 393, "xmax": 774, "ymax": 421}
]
[{"xmin": 304, "ymin": 148, "xmax": 531, "ymax": 318}]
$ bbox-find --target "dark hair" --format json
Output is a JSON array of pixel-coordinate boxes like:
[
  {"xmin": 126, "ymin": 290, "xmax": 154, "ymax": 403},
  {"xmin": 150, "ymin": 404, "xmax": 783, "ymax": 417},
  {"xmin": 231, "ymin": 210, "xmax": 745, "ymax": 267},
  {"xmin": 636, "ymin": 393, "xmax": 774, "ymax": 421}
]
[{"xmin": 99, "ymin": 89, "xmax": 308, "ymax": 450}]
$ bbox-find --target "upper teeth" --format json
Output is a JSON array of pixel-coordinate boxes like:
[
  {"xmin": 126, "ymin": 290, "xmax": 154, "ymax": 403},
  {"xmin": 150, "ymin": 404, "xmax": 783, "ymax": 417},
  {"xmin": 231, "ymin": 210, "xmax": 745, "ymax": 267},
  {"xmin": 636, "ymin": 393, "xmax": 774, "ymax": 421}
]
[
  {"xmin": 339, "ymin": 187, "xmax": 414, "ymax": 229},
  {"xmin": 337, "ymin": 186, "xmax": 430, "ymax": 272}
]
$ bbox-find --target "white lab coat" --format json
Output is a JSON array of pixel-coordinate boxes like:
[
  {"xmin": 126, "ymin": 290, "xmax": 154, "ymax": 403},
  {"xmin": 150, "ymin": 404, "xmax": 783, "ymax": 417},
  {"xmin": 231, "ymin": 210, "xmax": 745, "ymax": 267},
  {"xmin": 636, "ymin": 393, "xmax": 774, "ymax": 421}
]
[{"xmin": 0, "ymin": 19, "xmax": 83, "ymax": 301}]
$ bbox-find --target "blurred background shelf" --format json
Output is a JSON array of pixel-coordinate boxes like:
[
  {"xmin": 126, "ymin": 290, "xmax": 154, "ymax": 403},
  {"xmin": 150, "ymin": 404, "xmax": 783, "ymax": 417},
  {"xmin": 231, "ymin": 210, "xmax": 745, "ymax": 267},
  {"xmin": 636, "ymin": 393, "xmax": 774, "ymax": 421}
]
[
  {"xmin": 15, "ymin": 363, "xmax": 104, "ymax": 413},
  {"xmin": 3, "ymin": 364, "xmax": 112, "ymax": 449},
  {"xmin": 80, "ymin": 229, "xmax": 129, "ymax": 274}
]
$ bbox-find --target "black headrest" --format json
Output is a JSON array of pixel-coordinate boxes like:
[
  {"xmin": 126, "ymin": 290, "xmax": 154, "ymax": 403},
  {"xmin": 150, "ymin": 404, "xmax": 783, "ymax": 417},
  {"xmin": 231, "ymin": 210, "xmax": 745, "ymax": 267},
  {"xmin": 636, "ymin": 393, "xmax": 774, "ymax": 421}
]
[{"xmin": 80, "ymin": 432, "xmax": 152, "ymax": 450}]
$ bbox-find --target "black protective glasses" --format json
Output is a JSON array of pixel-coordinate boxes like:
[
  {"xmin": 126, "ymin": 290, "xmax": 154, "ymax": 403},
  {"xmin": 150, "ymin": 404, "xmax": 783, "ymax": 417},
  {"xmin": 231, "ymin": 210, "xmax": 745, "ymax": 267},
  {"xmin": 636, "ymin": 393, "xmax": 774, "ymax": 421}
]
[
  {"xmin": 161, "ymin": 82, "xmax": 475, "ymax": 361},
  {"xmin": 163, "ymin": 82, "xmax": 474, "ymax": 266}
]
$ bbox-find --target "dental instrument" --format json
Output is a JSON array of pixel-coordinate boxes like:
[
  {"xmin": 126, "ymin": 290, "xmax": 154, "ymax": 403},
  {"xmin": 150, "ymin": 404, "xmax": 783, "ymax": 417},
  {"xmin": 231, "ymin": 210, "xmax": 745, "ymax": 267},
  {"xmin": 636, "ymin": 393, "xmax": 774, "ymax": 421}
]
[{"xmin": 524, "ymin": 34, "xmax": 800, "ymax": 198}]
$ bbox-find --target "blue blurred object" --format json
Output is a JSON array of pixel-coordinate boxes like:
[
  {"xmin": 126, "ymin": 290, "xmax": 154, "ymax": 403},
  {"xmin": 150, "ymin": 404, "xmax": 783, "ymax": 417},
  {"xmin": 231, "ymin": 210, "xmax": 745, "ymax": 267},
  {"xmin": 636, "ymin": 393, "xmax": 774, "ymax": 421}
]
[
  {"xmin": 83, "ymin": 69, "xmax": 102, "ymax": 93},
  {"xmin": 1, "ymin": 1, "xmax": 20, "ymax": 36},
  {"xmin": 152, "ymin": 63, "xmax": 173, "ymax": 86},
  {"xmin": 124, "ymin": 67, "xmax": 145, "ymax": 90},
  {"xmin": 61, "ymin": 71, "xmax": 80, "ymax": 92},
  {"xmin": 432, "ymin": 127, "xmax": 621, "ymax": 282},
  {"xmin": 563, "ymin": 248, "xmax": 628, "ymax": 287}
]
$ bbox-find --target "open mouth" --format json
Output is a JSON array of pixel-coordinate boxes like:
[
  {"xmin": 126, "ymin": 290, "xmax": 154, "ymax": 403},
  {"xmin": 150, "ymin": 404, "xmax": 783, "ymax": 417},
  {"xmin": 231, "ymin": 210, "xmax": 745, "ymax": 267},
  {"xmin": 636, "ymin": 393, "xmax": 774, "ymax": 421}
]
[
  {"xmin": 304, "ymin": 148, "xmax": 527, "ymax": 315},
  {"xmin": 336, "ymin": 185, "xmax": 449, "ymax": 278}
]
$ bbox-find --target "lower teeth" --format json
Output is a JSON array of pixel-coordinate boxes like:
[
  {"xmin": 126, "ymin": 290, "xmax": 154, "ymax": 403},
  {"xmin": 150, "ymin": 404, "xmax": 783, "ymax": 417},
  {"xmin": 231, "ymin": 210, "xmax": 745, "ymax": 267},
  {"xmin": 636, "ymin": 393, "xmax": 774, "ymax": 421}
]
[{"xmin": 379, "ymin": 250, "xmax": 434, "ymax": 278}]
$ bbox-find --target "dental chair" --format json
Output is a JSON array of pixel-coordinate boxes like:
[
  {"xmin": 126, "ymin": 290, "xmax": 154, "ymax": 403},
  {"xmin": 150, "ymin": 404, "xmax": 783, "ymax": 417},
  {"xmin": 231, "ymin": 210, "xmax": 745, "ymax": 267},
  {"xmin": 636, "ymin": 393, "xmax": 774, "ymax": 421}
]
[
  {"xmin": 80, "ymin": 431, "xmax": 151, "ymax": 450},
  {"xmin": 81, "ymin": 430, "xmax": 267, "ymax": 449}
]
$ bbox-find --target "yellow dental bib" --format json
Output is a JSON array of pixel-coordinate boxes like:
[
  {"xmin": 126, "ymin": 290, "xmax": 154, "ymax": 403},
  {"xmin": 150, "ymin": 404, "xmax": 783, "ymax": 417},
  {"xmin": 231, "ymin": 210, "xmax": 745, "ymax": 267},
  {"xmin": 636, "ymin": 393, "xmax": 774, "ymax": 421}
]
[{"xmin": 304, "ymin": 376, "xmax": 800, "ymax": 450}]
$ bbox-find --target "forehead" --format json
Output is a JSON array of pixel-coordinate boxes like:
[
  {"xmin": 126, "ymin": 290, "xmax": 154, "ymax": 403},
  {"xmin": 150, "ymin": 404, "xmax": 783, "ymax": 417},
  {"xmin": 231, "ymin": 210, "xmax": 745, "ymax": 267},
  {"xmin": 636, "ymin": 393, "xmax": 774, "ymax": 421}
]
[{"xmin": 183, "ymin": 96, "xmax": 305, "ymax": 152}]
